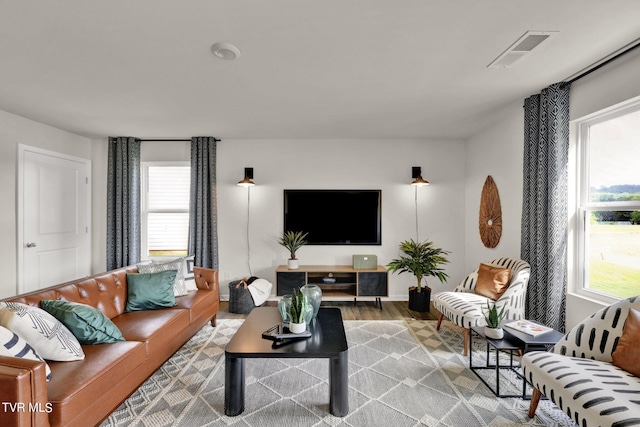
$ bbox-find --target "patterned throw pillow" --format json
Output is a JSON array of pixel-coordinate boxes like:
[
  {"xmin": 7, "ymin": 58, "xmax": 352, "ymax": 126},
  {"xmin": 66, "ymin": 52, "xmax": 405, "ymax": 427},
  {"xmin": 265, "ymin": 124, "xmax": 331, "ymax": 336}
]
[
  {"xmin": 0, "ymin": 325, "xmax": 51, "ymax": 381},
  {"xmin": 138, "ymin": 258, "xmax": 186, "ymax": 296},
  {"xmin": 142, "ymin": 255, "xmax": 197, "ymax": 294},
  {"xmin": 0, "ymin": 302, "xmax": 84, "ymax": 361},
  {"xmin": 182, "ymin": 256, "xmax": 196, "ymax": 291}
]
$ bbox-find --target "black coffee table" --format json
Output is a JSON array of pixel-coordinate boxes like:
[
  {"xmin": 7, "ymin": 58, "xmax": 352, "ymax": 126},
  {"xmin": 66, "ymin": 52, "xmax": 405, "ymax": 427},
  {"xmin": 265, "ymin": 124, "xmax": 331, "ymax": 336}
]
[{"xmin": 224, "ymin": 307, "xmax": 349, "ymax": 417}]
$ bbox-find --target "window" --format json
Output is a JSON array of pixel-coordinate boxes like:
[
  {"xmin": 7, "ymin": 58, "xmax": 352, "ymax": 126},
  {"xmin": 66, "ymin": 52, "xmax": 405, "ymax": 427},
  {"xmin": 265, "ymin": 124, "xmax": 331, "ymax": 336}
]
[
  {"xmin": 575, "ymin": 102, "xmax": 640, "ymax": 302},
  {"xmin": 142, "ymin": 162, "xmax": 190, "ymax": 259}
]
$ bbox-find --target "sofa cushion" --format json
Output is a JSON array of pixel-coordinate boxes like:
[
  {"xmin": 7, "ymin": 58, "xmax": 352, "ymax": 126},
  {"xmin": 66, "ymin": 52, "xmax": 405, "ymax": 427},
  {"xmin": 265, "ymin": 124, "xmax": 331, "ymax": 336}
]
[
  {"xmin": 0, "ymin": 302, "xmax": 84, "ymax": 361},
  {"xmin": 612, "ymin": 307, "xmax": 640, "ymax": 377},
  {"xmin": 40, "ymin": 300, "xmax": 125, "ymax": 345},
  {"xmin": 125, "ymin": 270, "xmax": 177, "ymax": 312},
  {"xmin": 174, "ymin": 288, "xmax": 220, "ymax": 324},
  {"xmin": 474, "ymin": 263, "xmax": 511, "ymax": 301},
  {"xmin": 111, "ymin": 308, "xmax": 190, "ymax": 358},
  {"xmin": 432, "ymin": 291, "xmax": 493, "ymax": 328},
  {"xmin": 0, "ymin": 325, "xmax": 51, "ymax": 381},
  {"xmin": 46, "ymin": 340, "xmax": 146, "ymax": 427}
]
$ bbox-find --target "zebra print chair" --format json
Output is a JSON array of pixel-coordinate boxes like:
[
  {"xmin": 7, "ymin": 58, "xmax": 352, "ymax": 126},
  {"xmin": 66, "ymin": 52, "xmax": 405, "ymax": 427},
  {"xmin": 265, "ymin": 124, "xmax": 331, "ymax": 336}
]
[
  {"xmin": 432, "ymin": 258, "xmax": 530, "ymax": 355},
  {"xmin": 522, "ymin": 296, "xmax": 640, "ymax": 426}
]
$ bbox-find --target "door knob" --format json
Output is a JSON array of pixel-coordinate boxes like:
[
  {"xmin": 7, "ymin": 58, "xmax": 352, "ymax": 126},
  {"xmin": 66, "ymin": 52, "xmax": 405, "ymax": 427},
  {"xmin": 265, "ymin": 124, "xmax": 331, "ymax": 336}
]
[{"xmin": 26, "ymin": 242, "xmax": 37, "ymax": 248}]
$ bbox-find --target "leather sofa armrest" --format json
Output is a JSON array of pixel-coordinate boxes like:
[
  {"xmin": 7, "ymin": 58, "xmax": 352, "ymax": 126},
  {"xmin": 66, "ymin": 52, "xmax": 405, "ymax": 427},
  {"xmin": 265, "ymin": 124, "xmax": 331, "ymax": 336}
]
[
  {"xmin": 193, "ymin": 267, "xmax": 219, "ymax": 294},
  {"xmin": 0, "ymin": 356, "xmax": 50, "ymax": 427}
]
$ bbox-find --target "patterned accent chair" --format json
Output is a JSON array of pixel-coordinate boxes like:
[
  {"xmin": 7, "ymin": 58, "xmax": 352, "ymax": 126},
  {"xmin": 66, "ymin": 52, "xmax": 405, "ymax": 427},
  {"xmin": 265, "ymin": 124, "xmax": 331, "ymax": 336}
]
[
  {"xmin": 522, "ymin": 296, "xmax": 640, "ymax": 426},
  {"xmin": 432, "ymin": 258, "xmax": 530, "ymax": 355}
]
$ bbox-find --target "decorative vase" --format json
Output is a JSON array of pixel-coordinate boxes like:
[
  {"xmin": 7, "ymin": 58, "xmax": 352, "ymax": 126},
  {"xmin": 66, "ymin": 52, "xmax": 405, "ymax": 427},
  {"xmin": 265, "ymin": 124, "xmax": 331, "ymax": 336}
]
[
  {"xmin": 484, "ymin": 326, "xmax": 504, "ymax": 340},
  {"xmin": 301, "ymin": 302, "xmax": 314, "ymax": 325},
  {"xmin": 301, "ymin": 284, "xmax": 322, "ymax": 318},
  {"xmin": 288, "ymin": 259, "xmax": 299, "ymax": 270},
  {"xmin": 278, "ymin": 295, "xmax": 292, "ymax": 323},
  {"xmin": 289, "ymin": 321, "xmax": 306, "ymax": 334}
]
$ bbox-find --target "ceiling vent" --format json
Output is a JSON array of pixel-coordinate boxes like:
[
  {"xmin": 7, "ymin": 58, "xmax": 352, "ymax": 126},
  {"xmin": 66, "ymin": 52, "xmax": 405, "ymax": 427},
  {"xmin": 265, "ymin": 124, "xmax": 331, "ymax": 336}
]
[{"xmin": 488, "ymin": 31, "xmax": 558, "ymax": 68}]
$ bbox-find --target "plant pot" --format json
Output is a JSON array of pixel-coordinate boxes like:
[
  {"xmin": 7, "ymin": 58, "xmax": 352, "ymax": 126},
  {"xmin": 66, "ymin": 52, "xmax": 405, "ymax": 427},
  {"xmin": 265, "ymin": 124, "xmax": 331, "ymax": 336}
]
[
  {"xmin": 289, "ymin": 321, "xmax": 306, "ymax": 334},
  {"xmin": 408, "ymin": 287, "xmax": 431, "ymax": 312},
  {"xmin": 484, "ymin": 326, "xmax": 504, "ymax": 340},
  {"xmin": 287, "ymin": 259, "xmax": 299, "ymax": 270}
]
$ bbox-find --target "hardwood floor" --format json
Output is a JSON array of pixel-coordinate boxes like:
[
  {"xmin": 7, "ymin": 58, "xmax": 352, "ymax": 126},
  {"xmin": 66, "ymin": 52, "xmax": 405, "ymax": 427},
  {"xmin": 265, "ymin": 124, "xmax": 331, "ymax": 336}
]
[{"xmin": 217, "ymin": 300, "xmax": 441, "ymax": 321}]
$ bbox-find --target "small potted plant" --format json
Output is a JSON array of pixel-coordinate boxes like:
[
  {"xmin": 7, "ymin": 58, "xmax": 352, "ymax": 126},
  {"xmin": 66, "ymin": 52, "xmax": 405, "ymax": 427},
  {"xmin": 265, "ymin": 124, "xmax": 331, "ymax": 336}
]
[
  {"xmin": 386, "ymin": 239, "xmax": 450, "ymax": 312},
  {"xmin": 483, "ymin": 301, "xmax": 506, "ymax": 339},
  {"xmin": 278, "ymin": 230, "xmax": 308, "ymax": 270},
  {"xmin": 289, "ymin": 288, "xmax": 311, "ymax": 333}
]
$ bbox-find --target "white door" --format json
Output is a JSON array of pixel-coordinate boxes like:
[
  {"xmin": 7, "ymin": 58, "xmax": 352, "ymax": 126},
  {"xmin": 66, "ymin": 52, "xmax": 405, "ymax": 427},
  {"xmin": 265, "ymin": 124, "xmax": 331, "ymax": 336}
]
[{"xmin": 18, "ymin": 145, "xmax": 91, "ymax": 293}]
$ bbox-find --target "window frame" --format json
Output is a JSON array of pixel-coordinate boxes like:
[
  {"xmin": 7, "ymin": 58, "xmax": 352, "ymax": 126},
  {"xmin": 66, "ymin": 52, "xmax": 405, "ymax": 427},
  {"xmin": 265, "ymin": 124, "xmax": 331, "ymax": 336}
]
[
  {"xmin": 141, "ymin": 161, "xmax": 191, "ymax": 261},
  {"xmin": 574, "ymin": 99, "xmax": 640, "ymax": 304}
]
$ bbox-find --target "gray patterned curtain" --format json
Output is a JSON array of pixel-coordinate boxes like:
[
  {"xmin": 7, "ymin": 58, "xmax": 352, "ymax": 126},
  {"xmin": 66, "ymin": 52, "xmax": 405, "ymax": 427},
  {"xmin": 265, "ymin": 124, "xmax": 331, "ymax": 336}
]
[
  {"xmin": 106, "ymin": 137, "xmax": 141, "ymax": 270},
  {"xmin": 521, "ymin": 82, "xmax": 571, "ymax": 332},
  {"xmin": 188, "ymin": 137, "xmax": 218, "ymax": 269}
]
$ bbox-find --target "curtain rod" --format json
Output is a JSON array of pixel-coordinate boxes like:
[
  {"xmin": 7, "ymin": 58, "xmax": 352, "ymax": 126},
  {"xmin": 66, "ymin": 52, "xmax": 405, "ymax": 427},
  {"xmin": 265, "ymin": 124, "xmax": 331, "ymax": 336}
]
[
  {"xmin": 139, "ymin": 138, "xmax": 221, "ymax": 142},
  {"xmin": 565, "ymin": 39, "xmax": 640, "ymax": 85}
]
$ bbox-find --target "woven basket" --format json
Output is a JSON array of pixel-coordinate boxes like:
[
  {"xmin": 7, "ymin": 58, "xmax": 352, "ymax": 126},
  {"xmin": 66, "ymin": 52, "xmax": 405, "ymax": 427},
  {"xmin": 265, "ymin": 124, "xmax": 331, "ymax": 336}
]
[{"xmin": 228, "ymin": 280, "xmax": 255, "ymax": 314}]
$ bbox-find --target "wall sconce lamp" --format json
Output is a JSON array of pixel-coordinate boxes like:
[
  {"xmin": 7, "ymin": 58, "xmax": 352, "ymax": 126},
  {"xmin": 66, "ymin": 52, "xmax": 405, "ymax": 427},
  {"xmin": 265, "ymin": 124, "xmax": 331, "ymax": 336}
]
[
  {"xmin": 411, "ymin": 166, "xmax": 429, "ymax": 186},
  {"xmin": 411, "ymin": 166, "xmax": 429, "ymax": 241},
  {"xmin": 237, "ymin": 167, "xmax": 255, "ymax": 187},
  {"xmin": 238, "ymin": 167, "xmax": 255, "ymax": 275}
]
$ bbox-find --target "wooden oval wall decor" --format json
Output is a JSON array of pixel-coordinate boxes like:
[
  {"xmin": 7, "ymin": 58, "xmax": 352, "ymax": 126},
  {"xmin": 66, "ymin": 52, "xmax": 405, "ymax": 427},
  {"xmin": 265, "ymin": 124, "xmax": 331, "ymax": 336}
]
[{"xmin": 479, "ymin": 175, "xmax": 502, "ymax": 248}]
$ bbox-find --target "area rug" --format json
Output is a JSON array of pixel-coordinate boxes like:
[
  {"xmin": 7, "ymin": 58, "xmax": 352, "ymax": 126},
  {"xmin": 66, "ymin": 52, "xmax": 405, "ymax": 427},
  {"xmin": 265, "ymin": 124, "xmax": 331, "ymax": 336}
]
[{"xmin": 100, "ymin": 319, "xmax": 576, "ymax": 426}]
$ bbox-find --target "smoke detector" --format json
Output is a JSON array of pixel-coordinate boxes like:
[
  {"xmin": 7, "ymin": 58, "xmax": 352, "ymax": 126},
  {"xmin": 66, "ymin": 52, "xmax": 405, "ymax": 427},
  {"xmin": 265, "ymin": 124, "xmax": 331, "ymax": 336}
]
[
  {"xmin": 210, "ymin": 42, "xmax": 241, "ymax": 60},
  {"xmin": 488, "ymin": 31, "xmax": 558, "ymax": 68}
]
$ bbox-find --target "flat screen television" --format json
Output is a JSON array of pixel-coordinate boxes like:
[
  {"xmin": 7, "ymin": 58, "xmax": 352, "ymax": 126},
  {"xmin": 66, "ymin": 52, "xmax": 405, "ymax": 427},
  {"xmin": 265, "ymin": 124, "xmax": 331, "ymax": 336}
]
[{"xmin": 283, "ymin": 190, "xmax": 382, "ymax": 245}]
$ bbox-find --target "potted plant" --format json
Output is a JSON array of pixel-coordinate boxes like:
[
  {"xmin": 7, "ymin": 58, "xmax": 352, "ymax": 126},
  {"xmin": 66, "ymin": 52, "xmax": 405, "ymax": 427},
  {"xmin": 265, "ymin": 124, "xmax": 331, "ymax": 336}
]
[
  {"xmin": 386, "ymin": 239, "xmax": 450, "ymax": 312},
  {"xmin": 483, "ymin": 301, "xmax": 506, "ymax": 339},
  {"xmin": 278, "ymin": 231, "xmax": 308, "ymax": 270},
  {"xmin": 289, "ymin": 288, "xmax": 311, "ymax": 333}
]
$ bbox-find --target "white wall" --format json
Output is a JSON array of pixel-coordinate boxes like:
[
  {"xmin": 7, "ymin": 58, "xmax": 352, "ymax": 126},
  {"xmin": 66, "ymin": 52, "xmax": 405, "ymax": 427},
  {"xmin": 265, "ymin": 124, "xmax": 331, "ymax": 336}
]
[
  {"xmin": 89, "ymin": 138, "xmax": 467, "ymax": 300},
  {"xmin": 91, "ymin": 138, "xmax": 108, "ymax": 274},
  {"xmin": 464, "ymin": 103, "xmax": 524, "ymax": 273},
  {"xmin": 216, "ymin": 139, "xmax": 467, "ymax": 299},
  {"xmin": 565, "ymin": 48, "xmax": 640, "ymax": 329},
  {"xmin": 0, "ymin": 110, "xmax": 92, "ymax": 298}
]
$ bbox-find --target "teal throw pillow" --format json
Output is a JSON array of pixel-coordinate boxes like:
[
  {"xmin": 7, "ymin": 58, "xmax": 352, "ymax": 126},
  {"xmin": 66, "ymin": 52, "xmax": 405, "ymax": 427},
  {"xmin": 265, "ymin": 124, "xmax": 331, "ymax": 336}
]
[
  {"xmin": 125, "ymin": 270, "xmax": 178, "ymax": 312},
  {"xmin": 40, "ymin": 300, "xmax": 125, "ymax": 344}
]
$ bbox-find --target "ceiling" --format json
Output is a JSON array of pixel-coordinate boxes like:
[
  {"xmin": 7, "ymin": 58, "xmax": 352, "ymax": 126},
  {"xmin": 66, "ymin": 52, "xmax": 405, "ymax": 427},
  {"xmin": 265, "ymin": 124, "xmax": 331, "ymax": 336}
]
[{"xmin": 1, "ymin": 1, "xmax": 639, "ymax": 140}]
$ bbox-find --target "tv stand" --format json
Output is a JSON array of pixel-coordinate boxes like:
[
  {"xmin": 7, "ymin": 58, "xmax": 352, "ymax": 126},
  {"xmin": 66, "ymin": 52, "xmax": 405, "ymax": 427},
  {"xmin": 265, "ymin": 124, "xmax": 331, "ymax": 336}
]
[{"xmin": 276, "ymin": 265, "xmax": 388, "ymax": 309}]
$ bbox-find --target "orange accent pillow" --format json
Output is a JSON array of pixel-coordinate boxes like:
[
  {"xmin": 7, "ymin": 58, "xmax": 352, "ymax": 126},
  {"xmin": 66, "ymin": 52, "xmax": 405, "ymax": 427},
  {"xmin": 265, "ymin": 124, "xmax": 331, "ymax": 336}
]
[
  {"xmin": 474, "ymin": 263, "xmax": 512, "ymax": 301},
  {"xmin": 612, "ymin": 307, "xmax": 640, "ymax": 377}
]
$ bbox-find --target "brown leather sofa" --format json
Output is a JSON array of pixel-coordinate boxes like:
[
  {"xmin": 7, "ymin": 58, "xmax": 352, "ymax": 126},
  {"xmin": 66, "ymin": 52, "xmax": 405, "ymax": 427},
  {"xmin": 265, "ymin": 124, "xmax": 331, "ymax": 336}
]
[{"xmin": 0, "ymin": 265, "xmax": 219, "ymax": 427}]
